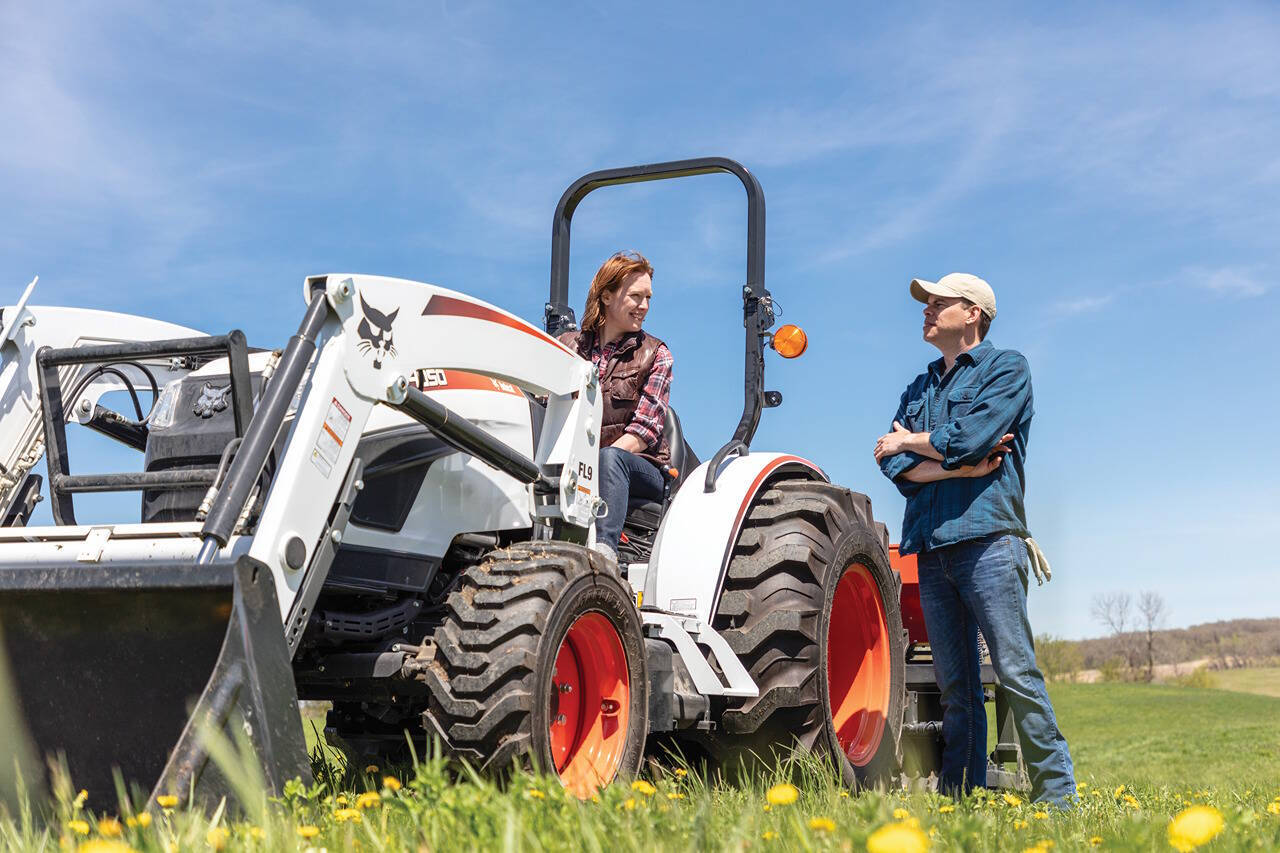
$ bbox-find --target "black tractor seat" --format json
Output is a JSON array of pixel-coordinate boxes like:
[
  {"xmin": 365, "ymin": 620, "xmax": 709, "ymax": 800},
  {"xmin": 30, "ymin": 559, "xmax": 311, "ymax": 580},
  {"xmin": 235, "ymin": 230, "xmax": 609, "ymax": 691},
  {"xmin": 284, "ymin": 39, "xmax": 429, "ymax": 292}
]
[{"xmin": 625, "ymin": 407, "xmax": 697, "ymax": 530}]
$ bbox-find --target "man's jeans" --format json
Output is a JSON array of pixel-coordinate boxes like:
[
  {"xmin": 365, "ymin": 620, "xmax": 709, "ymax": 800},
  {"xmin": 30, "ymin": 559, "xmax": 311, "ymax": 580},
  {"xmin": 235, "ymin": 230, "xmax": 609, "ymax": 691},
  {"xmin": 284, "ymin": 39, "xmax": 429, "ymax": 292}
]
[
  {"xmin": 917, "ymin": 533, "xmax": 1076, "ymax": 806},
  {"xmin": 597, "ymin": 447, "xmax": 664, "ymax": 550}
]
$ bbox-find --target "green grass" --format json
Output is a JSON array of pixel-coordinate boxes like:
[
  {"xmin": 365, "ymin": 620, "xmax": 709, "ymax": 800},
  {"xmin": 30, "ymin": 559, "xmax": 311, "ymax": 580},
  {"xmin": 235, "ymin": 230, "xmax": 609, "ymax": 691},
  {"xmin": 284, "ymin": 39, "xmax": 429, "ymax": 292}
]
[
  {"xmin": 1214, "ymin": 667, "xmax": 1280, "ymax": 699},
  {"xmin": 5, "ymin": 683, "xmax": 1280, "ymax": 851}
]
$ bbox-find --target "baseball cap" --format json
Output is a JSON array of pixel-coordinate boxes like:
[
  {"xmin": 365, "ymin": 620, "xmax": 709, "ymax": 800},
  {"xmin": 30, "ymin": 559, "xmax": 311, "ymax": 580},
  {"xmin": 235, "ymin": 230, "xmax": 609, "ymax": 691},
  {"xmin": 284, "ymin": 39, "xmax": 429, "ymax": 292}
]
[{"xmin": 910, "ymin": 273, "xmax": 997, "ymax": 319}]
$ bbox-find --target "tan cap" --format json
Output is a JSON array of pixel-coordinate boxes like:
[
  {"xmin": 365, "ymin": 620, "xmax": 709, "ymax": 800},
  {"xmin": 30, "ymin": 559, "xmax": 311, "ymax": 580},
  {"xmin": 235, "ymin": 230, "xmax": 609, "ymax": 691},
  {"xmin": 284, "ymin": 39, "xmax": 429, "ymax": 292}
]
[{"xmin": 910, "ymin": 272, "xmax": 997, "ymax": 319}]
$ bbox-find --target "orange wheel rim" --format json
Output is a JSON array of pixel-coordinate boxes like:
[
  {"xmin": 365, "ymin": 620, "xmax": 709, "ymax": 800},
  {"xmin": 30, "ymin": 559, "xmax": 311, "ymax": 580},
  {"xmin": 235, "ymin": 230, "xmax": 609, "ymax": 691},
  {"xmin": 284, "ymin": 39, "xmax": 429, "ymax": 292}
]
[
  {"xmin": 826, "ymin": 563, "xmax": 891, "ymax": 766},
  {"xmin": 549, "ymin": 611, "xmax": 631, "ymax": 798}
]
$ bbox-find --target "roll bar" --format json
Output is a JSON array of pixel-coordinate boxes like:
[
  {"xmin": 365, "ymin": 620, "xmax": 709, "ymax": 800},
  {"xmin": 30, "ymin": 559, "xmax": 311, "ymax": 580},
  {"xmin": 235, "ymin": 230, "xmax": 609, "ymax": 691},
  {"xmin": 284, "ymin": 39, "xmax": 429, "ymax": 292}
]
[{"xmin": 544, "ymin": 157, "xmax": 776, "ymax": 482}]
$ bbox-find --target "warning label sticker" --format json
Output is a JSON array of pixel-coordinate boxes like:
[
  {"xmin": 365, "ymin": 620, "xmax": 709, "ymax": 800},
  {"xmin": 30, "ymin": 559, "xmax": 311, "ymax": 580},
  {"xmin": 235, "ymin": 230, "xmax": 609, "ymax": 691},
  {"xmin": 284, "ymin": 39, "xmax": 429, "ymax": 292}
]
[{"xmin": 311, "ymin": 396, "xmax": 352, "ymax": 477}]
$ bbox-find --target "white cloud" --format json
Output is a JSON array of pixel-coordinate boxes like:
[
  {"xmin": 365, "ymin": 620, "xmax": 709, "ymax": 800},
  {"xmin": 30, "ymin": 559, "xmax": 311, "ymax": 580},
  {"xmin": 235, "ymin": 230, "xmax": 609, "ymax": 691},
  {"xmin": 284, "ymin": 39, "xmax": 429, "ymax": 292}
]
[
  {"xmin": 1194, "ymin": 267, "xmax": 1268, "ymax": 298},
  {"xmin": 1050, "ymin": 295, "xmax": 1115, "ymax": 316}
]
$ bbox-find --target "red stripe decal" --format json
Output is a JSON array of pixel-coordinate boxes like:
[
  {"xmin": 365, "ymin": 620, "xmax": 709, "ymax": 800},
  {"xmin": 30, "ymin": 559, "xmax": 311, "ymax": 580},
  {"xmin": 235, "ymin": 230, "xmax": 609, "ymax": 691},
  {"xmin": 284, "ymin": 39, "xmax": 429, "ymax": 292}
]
[{"xmin": 423, "ymin": 295, "xmax": 573, "ymax": 352}]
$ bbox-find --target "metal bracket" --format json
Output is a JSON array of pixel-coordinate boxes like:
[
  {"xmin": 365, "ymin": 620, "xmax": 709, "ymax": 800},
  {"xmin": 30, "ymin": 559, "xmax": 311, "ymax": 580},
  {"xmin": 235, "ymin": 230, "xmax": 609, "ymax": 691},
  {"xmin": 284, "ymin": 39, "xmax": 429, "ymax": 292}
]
[{"xmin": 643, "ymin": 611, "xmax": 758, "ymax": 698}]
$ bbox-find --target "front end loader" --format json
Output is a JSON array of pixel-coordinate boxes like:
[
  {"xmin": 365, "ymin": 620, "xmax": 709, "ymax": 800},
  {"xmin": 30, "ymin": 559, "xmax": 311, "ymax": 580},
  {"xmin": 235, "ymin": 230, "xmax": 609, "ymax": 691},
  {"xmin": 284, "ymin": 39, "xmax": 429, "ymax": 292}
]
[{"xmin": 0, "ymin": 158, "xmax": 1022, "ymax": 808}]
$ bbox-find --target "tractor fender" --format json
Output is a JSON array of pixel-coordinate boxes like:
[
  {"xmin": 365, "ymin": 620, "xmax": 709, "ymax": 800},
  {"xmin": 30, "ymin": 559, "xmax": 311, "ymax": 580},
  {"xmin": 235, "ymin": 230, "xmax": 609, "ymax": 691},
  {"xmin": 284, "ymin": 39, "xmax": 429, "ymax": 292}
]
[{"xmin": 642, "ymin": 452, "xmax": 825, "ymax": 624}]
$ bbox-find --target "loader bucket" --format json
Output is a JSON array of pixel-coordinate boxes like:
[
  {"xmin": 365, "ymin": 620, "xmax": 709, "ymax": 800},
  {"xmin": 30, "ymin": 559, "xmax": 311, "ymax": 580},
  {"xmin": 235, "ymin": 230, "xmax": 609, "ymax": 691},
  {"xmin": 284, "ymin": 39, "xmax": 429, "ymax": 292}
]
[{"xmin": 0, "ymin": 555, "xmax": 311, "ymax": 806}]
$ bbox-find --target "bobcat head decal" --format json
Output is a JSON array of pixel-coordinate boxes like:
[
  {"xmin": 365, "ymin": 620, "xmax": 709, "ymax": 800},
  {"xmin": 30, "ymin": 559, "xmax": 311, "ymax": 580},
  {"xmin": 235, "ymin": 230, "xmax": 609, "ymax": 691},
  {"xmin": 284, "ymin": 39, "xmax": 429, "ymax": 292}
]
[{"xmin": 357, "ymin": 295, "xmax": 399, "ymax": 369}]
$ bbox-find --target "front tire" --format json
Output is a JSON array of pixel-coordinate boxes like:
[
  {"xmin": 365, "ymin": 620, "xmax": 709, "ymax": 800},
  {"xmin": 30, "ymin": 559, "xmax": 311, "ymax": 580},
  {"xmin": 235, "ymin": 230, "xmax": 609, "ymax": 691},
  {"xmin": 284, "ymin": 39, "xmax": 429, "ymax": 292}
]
[
  {"xmin": 713, "ymin": 479, "xmax": 905, "ymax": 787},
  {"xmin": 418, "ymin": 541, "xmax": 648, "ymax": 797}
]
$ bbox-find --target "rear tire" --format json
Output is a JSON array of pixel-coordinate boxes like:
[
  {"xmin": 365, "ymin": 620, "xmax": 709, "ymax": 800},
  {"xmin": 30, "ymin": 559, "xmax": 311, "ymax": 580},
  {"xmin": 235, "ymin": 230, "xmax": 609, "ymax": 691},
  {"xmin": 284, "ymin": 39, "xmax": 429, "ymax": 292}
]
[
  {"xmin": 418, "ymin": 541, "xmax": 648, "ymax": 797},
  {"xmin": 712, "ymin": 479, "xmax": 905, "ymax": 787}
]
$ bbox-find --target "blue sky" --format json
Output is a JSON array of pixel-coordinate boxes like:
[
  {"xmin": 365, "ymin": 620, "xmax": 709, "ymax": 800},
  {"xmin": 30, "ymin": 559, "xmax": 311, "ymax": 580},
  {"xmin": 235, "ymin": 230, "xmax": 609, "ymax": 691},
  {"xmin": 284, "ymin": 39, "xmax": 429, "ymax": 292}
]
[{"xmin": 3, "ymin": 2, "xmax": 1277, "ymax": 639}]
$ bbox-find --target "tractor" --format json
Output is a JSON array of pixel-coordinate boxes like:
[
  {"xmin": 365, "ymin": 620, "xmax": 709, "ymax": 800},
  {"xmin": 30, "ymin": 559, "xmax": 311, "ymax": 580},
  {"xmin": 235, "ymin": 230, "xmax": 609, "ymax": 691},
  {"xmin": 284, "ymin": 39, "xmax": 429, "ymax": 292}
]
[{"xmin": 0, "ymin": 158, "xmax": 1024, "ymax": 805}]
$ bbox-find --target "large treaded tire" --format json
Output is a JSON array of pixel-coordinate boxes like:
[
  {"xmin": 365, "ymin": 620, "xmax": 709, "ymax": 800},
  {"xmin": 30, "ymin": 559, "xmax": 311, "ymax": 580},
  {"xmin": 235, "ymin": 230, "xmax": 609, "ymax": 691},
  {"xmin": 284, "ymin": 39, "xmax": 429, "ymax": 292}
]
[
  {"xmin": 712, "ymin": 478, "xmax": 905, "ymax": 787},
  {"xmin": 417, "ymin": 541, "xmax": 647, "ymax": 795}
]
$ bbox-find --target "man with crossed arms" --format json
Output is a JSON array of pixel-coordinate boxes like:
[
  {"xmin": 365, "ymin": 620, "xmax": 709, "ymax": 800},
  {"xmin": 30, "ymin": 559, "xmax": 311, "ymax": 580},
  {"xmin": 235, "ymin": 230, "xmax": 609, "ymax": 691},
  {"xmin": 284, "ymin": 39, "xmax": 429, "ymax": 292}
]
[{"xmin": 875, "ymin": 273, "xmax": 1075, "ymax": 807}]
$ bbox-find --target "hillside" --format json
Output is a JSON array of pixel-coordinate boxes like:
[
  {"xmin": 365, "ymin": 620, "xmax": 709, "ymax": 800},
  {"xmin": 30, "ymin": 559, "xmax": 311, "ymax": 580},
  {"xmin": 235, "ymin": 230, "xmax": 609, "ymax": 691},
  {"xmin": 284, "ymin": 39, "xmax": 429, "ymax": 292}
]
[{"xmin": 1067, "ymin": 617, "xmax": 1280, "ymax": 671}]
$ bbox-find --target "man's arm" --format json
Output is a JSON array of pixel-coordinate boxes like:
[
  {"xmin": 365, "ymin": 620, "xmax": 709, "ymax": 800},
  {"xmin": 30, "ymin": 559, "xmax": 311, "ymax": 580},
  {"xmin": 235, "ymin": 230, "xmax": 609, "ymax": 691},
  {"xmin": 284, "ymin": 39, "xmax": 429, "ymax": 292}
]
[
  {"xmin": 900, "ymin": 453, "xmax": 1005, "ymax": 483},
  {"xmin": 874, "ymin": 421, "xmax": 943, "ymax": 462},
  {"xmin": 929, "ymin": 352, "xmax": 1031, "ymax": 469}
]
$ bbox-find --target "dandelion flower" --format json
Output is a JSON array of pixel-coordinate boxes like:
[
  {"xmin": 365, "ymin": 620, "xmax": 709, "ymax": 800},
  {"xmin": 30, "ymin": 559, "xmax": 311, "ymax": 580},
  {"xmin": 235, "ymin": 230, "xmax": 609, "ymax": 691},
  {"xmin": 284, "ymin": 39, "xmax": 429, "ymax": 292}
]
[
  {"xmin": 766, "ymin": 783, "xmax": 799, "ymax": 806},
  {"xmin": 893, "ymin": 807, "xmax": 910, "ymax": 819},
  {"xmin": 673, "ymin": 768, "xmax": 688, "ymax": 778},
  {"xmin": 135, "ymin": 813, "xmax": 152, "ymax": 829},
  {"xmin": 355, "ymin": 791, "xmax": 381, "ymax": 809},
  {"xmin": 809, "ymin": 817, "xmax": 835, "ymax": 833},
  {"xmin": 1033, "ymin": 811, "xmax": 1049, "ymax": 820},
  {"xmin": 631, "ymin": 780, "xmax": 657, "ymax": 796},
  {"xmin": 1167, "ymin": 805, "xmax": 1224, "ymax": 852},
  {"xmin": 73, "ymin": 789, "xmax": 89, "ymax": 809},
  {"xmin": 525, "ymin": 789, "xmax": 546, "ymax": 800},
  {"xmin": 1089, "ymin": 838, "xmax": 1102, "ymax": 847},
  {"xmin": 1266, "ymin": 802, "xmax": 1280, "ymax": 815},
  {"xmin": 382, "ymin": 776, "xmax": 401, "ymax": 792},
  {"xmin": 840, "ymin": 791, "xmax": 851, "ymax": 798},
  {"xmin": 866, "ymin": 821, "xmax": 929, "ymax": 853},
  {"xmin": 1077, "ymin": 782, "xmax": 1089, "ymax": 791},
  {"xmin": 297, "ymin": 825, "xmax": 320, "ymax": 839},
  {"xmin": 155, "ymin": 795, "xmax": 179, "ymax": 809},
  {"xmin": 206, "ymin": 826, "xmax": 229, "ymax": 850},
  {"xmin": 1113, "ymin": 785, "xmax": 1125, "ymax": 799},
  {"xmin": 334, "ymin": 808, "xmax": 362, "ymax": 823},
  {"xmin": 1123, "ymin": 794, "xmax": 1139, "ymax": 809},
  {"xmin": 667, "ymin": 792, "xmax": 685, "ymax": 800},
  {"xmin": 939, "ymin": 804, "xmax": 955, "ymax": 814},
  {"xmin": 619, "ymin": 797, "xmax": 637, "ymax": 811},
  {"xmin": 97, "ymin": 818, "xmax": 123, "ymax": 837},
  {"xmin": 75, "ymin": 842, "xmax": 138, "ymax": 853},
  {"xmin": 1014, "ymin": 819, "xmax": 1028, "ymax": 829},
  {"xmin": 249, "ymin": 826, "xmax": 265, "ymax": 840},
  {"xmin": 761, "ymin": 831, "xmax": 777, "ymax": 841},
  {"xmin": 1003, "ymin": 793, "xmax": 1023, "ymax": 807},
  {"xmin": 67, "ymin": 820, "xmax": 91, "ymax": 836}
]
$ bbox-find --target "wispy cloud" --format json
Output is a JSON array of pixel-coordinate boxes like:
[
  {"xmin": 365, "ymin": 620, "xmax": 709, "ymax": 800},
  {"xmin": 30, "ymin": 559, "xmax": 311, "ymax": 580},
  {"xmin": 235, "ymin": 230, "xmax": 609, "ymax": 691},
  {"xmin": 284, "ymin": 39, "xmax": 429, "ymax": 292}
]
[
  {"xmin": 1051, "ymin": 294, "xmax": 1115, "ymax": 316},
  {"xmin": 1190, "ymin": 266, "xmax": 1269, "ymax": 299}
]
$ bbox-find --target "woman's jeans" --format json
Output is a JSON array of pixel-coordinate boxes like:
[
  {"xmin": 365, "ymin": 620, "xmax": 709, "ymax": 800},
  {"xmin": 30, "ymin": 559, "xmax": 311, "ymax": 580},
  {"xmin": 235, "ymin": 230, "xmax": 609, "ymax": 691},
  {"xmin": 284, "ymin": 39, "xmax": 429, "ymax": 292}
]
[
  {"xmin": 917, "ymin": 533, "xmax": 1076, "ymax": 806},
  {"xmin": 596, "ymin": 447, "xmax": 664, "ymax": 550}
]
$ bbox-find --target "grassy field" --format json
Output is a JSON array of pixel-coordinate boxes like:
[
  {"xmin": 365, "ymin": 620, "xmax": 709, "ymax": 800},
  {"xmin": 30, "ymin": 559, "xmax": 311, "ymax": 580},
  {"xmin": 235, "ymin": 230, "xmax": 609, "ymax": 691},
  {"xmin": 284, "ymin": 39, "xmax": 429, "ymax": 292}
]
[
  {"xmin": 4, "ymin": 681, "xmax": 1280, "ymax": 851},
  {"xmin": 1213, "ymin": 667, "xmax": 1280, "ymax": 699}
]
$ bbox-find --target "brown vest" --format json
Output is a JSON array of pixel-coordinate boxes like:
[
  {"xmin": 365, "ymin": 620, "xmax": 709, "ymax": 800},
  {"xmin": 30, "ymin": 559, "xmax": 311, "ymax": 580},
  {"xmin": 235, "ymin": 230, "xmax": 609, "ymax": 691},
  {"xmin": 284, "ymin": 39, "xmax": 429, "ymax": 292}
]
[{"xmin": 558, "ymin": 328, "xmax": 671, "ymax": 468}]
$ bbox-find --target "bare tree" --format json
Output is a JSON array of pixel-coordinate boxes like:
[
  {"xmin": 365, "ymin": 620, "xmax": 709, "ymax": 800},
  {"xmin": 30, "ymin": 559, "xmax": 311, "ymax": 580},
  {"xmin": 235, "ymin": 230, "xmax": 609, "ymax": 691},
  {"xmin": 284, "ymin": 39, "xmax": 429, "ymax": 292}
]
[
  {"xmin": 1137, "ymin": 591, "xmax": 1168, "ymax": 682},
  {"xmin": 1091, "ymin": 592, "xmax": 1137, "ymax": 677}
]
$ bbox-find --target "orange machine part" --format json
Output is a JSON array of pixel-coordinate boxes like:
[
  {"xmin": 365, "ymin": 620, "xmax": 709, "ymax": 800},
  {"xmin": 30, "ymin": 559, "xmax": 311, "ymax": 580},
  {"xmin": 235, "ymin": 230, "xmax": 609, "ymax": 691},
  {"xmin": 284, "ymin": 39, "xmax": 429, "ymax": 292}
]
[{"xmin": 889, "ymin": 545, "xmax": 929, "ymax": 645}]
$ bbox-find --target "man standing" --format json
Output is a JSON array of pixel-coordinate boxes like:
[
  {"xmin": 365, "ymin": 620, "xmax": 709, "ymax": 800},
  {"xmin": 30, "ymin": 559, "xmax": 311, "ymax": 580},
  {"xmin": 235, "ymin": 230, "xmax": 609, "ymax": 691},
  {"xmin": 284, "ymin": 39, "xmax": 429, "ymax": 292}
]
[{"xmin": 874, "ymin": 273, "xmax": 1075, "ymax": 807}]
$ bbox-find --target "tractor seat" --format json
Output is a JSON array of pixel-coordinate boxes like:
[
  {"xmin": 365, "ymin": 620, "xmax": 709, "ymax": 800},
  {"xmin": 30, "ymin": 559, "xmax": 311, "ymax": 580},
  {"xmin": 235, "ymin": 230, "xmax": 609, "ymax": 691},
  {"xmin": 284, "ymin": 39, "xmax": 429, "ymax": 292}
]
[{"xmin": 625, "ymin": 407, "xmax": 698, "ymax": 529}]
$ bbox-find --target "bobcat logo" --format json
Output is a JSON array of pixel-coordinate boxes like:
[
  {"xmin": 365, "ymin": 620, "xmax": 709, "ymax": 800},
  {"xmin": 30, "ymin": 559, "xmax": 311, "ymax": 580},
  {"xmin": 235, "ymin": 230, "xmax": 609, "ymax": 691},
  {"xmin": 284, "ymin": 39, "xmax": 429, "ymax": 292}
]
[
  {"xmin": 193, "ymin": 383, "xmax": 230, "ymax": 419},
  {"xmin": 356, "ymin": 295, "xmax": 399, "ymax": 369}
]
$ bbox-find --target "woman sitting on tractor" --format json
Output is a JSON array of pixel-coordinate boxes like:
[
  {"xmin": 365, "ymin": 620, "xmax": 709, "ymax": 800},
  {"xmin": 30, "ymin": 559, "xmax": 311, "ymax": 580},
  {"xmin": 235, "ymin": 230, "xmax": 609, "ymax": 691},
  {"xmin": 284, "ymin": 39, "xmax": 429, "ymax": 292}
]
[{"xmin": 558, "ymin": 250, "xmax": 673, "ymax": 562}]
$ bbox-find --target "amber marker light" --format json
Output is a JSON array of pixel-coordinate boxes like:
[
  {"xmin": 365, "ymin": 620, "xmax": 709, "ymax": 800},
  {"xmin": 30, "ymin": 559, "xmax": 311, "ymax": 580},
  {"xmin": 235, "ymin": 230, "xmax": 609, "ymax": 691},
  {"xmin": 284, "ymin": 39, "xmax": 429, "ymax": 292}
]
[{"xmin": 771, "ymin": 324, "xmax": 808, "ymax": 358}]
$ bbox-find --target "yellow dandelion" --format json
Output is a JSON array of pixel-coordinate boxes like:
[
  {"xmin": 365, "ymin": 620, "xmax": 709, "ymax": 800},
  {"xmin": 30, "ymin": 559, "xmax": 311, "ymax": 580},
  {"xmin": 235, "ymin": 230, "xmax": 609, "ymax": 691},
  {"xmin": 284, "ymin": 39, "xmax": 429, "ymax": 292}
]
[
  {"xmin": 840, "ymin": 790, "xmax": 851, "ymax": 798},
  {"xmin": 1003, "ymin": 793, "xmax": 1023, "ymax": 807},
  {"xmin": 631, "ymin": 780, "xmax": 657, "ymax": 796},
  {"xmin": 766, "ymin": 783, "xmax": 799, "ymax": 806},
  {"xmin": 619, "ymin": 797, "xmax": 637, "ymax": 811},
  {"xmin": 336, "ymin": 794, "xmax": 348, "ymax": 805},
  {"xmin": 1113, "ymin": 784, "xmax": 1125, "ymax": 799},
  {"xmin": 525, "ymin": 788, "xmax": 545, "ymax": 799},
  {"xmin": 673, "ymin": 768, "xmax": 688, "ymax": 778},
  {"xmin": 67, "ymin": 820, "xmax": 91, "ymax": 836},
  {"xmin": 1123, "ymin": 794, "xmax": 1139, "ymax": 809},
  {"xmin": 73, "ymin": 789, "xmax": 89, "ymax": 809},
  {"xmin": 364, "ymin": 764, "xmax": 379, "ymax": 773},
  {"xmin": 155, "ymin": 795, "xmax": 179, "ymax": 809},
  {"xmin": 893, "ymin": 807, "xmax": 911, "ymax": 819},
  {"xmin": 667, "ymin": 792, "xmax": 685, "ymax": 800},
  {"xmin": 1014, "ymin": 819, "xmax": 1029, "ymax": 829},
  {"xmin": 355, "ymin": 791, "xmax": 381, "ymax": 809},
  {"xmin": 76, "ymin": 842, "xmax": 138, "ymax": 853},
  {"xmin": 165, "ymin": 842, "xmax": 178, "ymax": 853},
  {"xmin": 135, "ymin": 813, "xmax": 151, "ymax": 829},
  {"xmin": 1033, "ymin": 811, "xmax": 1049, "ymax": 820},
  {"xmin": 382, "ymin": 776, "xmax": 401, "ymax": 792},
  {"xmin": 1089, "ymin": 838, "xmax": 1102, "ymax": 847},
  {"xmin": 297, "ymin": 824, "xmax": 320, "ymax": 839},
  {"xmin": 334, "ymin": 808, "xmax": 362, "ymax": 823},
  {"xmin": 1267, "ymin": 801, "xmax": 1280, "ymax": 815},
  {"xmin": 762, "ymin": 804, "xmax": 771, "ymax": 812},
  {"xmin": 762, "ymin": 831, "xmax": 778, "ymax": 841},
  {"xmin": 1077, "ymin": 782, "xmax": 1089, "ymax": 791},
  {"xmin": 808, "ymin": 817, "xmax": 835, "ymax": 833},
  {"xmin": 939, "ymin": 804, "xmax": 955, "ymax": 814},
  {"xmin": 94, "ymin": 818, "xmax": 122, "ymax": 838},
  {"xmin": 206, "ymin": 826, "xmax": 229, "ymax": 850},
  {"xmin": 249, "ymin": 826, "xmax": 265, "ymax": 840},
  {"xmin": 866, "ymin": 821, "xmax": 929, "ymax": 853},
  {"xmin": 929, "ymin": 826, "xmax": 939, "ymax": 838},
  {"xmin": 1167, "ymin": 805, "xmax": 1224, "ymax": 852}
]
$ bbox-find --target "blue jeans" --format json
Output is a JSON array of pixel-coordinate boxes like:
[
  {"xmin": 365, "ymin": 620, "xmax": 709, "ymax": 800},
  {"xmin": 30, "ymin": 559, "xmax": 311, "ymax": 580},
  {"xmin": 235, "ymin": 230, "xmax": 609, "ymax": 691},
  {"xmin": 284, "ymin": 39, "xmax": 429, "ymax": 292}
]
[
  {"xmin": 917, "ymin": 533, "xmax": 1076, "ymax": 806},
  {"xmin": 596, "ymin": 447, "xmax": 664, "ymax": 550}
]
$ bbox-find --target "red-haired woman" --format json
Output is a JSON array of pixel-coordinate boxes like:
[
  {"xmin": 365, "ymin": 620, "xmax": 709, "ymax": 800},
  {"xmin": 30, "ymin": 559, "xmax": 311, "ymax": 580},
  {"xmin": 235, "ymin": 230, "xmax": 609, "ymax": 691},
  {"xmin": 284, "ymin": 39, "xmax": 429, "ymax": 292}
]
[{"xmin": 558, "ymin": 251, "xmax": 673, "ymax": 562}]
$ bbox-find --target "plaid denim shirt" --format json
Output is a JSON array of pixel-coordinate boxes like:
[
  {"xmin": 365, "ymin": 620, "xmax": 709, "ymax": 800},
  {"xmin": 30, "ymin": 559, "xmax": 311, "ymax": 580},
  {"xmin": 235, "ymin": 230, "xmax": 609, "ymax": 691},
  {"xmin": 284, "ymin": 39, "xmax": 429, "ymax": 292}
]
[
  {"xmin": 589, "ymin": 336, "xmax": 673, "ymax": 450},
  {"xmin": 879, "ymin": 340, "xmax": 1034, "ymax": 555}
]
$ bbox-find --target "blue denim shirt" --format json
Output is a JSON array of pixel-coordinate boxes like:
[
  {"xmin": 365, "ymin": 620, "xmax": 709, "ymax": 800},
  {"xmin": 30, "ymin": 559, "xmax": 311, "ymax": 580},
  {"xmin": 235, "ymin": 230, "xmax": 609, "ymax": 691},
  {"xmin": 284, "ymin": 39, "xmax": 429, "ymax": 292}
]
[{"xmin": 879, "ymin": 340, "xmax": 1033, "ymax": 555}]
